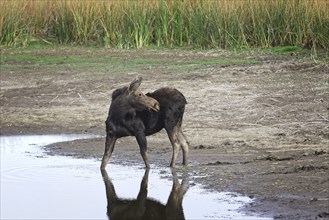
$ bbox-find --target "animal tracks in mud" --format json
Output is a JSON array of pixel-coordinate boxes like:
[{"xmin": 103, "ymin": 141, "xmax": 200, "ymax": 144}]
[
  {"xmin": 261, "ymin": 165, "xmax": 329, "ymax": 175},
  {"xmin": 204, "ymin": 150, "xmax": 329, "ymax": 172}
]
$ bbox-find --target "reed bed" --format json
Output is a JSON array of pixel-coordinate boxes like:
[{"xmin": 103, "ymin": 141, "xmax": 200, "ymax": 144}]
[{"xmin": 1, "ymin": 0, "xmax": 328, "ymax": 49}]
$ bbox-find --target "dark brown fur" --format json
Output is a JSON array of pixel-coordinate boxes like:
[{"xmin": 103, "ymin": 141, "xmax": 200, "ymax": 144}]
[{"xmin": 101, "ymin": 78, "xmax": 189, "ymax": 169}]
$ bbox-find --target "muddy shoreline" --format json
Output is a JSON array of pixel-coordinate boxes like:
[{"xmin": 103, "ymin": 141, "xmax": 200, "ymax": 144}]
[
  {"xmin": 1, "ymin": 47, "xmax": 328, "ymax": 219},
  {"xmin": 41, "ymin": 135, "xmax": 329, "ymax": 219}
]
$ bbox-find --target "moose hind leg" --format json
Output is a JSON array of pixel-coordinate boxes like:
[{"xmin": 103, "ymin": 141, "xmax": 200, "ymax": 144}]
[
  {"xmin": 166, "ymin": 128, "xmax": 180, "ymax": 168},
  {"xmin": 178, "ymin": 130, "xmax": 189, "ymax": 166}
]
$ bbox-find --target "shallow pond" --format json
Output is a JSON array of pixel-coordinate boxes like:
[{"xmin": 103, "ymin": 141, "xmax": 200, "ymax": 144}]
[{"xmin": 1, "ymin": 135, "xmax": 271, "ymax": 219}]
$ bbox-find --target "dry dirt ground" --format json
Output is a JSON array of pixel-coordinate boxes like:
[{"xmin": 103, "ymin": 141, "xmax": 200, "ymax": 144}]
[{"xmin": 1, "ymin": 46, "xmax": 328, "ymax": 219}]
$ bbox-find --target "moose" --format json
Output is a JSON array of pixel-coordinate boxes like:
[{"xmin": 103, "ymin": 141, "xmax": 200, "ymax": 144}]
[
  {"xmin": 100, "ymin": 76, "xmax": 189, "ymax": 169},
  {"xmin": 101, "ymin": 168, "xmax": 189, "ymax": 220}
]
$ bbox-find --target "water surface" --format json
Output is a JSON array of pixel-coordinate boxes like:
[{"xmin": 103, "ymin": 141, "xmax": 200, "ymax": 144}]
[{"xmin": 0, "ymin": 135, "xmax": 271, "ymax": 219}]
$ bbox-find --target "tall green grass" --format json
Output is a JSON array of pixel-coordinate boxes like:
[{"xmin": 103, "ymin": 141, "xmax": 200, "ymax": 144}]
[{"xmin": 1, "ymin": 0, "xmax": 328, "ymax": 50}]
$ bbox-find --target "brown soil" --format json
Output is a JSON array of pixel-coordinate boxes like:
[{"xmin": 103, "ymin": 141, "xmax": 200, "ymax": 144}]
[{"xmin": 1, "ymin": 47, "xmax": 328, "ymax": 219}]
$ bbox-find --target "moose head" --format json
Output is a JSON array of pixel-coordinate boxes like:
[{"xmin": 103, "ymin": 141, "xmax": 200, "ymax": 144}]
[{"xmin": 126, "ymin": 76, "xmax": 160, "ymax": 112}]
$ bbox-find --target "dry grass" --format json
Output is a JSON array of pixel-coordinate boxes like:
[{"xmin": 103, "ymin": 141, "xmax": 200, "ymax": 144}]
[{"xmin": 1, "ymin": 0, "xmax": 328, "ymax": 49}]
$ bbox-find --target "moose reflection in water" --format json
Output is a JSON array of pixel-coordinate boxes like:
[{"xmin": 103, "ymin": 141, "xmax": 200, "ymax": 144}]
[{"xmin": 101, "ymin": 169, "xmax": 189, "ymax": 220}]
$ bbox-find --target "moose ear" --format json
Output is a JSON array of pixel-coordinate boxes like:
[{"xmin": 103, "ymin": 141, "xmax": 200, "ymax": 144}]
[{"xmin": 128, "ymin": 76, "xmax": 142, "ymax": 93}]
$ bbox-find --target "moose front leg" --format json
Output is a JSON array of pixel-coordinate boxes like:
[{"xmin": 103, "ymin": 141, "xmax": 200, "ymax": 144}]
[
  {"xmin": 135, "ymin": 131, "xmax": 150, "ymax": 169},
  {"xmin": 101, "ymin": 135, "xmax": 117, "ymax": 170}
]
